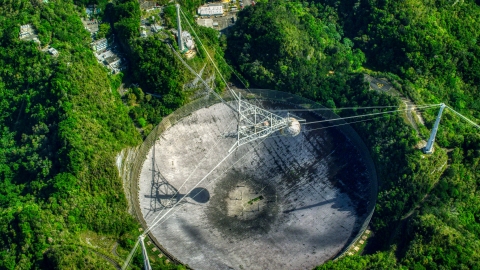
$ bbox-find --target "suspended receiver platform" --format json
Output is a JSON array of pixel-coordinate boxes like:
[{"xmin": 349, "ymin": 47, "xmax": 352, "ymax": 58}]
[{"xmin": 229, "ymin": 93, "xmax": 303, "ymax": 152}]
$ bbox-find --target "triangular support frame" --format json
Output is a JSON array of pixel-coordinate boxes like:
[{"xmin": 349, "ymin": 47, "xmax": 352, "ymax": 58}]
[{"xmin": 229, "ymin": 93, "xmax": 291, "ymax": 152}]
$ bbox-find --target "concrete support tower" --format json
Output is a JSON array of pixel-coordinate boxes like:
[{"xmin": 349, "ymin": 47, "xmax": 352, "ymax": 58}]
[
  {"xmin": 139, "ymin": 236, "xmax": 152, "ymax": 270},
  {"xmin": 424, "ymin": 103, "xmax": 446, "ymax": 154},
  {"xmin": 176, "ymin": 4, "xmax": 184, "ymax": 52}
]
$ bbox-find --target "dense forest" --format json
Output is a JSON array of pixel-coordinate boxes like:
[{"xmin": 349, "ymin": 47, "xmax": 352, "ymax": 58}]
[
  {"xmin": 0, "ymin": 0, "xmax": 145, "ymax": 268},
  {"xmin": 0, "ymin": 0, "xmax": 479, "ymax": 269},
  {"xmin": 104, "ymin": 0, "xmax": 231, "ymax": 133},
  {"xmin": 227, "ymin": 0, "xmax": 480, "ymax": 268}
]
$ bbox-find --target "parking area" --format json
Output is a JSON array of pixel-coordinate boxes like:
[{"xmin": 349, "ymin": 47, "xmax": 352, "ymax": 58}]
[
  {"xmin": 82, "ymin": 18, "xmax": 99, "ymax": 36},
  {"xmin": 242, "ymin": 0, "xmax": 253, "ymax": 8},
  {"xmin": 213, "ymin": 14, "xmax": 237, "ymax": 30}
]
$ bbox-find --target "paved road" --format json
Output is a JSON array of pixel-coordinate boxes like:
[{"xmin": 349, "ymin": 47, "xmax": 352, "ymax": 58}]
[
  {"xmin": 364, "ymin": 74, "xmax": 425, "ymax": 133},
  {"xmin": 402, "ymin": 98, "xmax": 419, "ymax": 133},
  {"xmin": 92, "ymin": 250, "xmax": 122, "ymax": 270},
  {"xmin": 111, "ymin": 242, "xmax": 120, "ymax": 258},
  {"xmin": 364, "ymin": 74, "xmax": 394, "ymax": 94}
]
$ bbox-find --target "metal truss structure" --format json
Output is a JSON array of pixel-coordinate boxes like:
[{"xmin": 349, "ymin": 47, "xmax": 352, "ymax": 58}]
[{"xmin": 229, "ymin": 93, "xmax": 292, "ymax": 152}]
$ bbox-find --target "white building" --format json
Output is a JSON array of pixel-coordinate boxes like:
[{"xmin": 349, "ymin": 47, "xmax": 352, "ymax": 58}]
[
  {"xmin": 151, "ymin": 24, "xmax": 163, "ymax": 33},
  {"xmin": 109, "ymin": 59, "xmax": 123, "ymax": 74},
  {"xmin": 20, "ymin": 24, "xmax": 31, "ymax": 33},
  {"xmin": 91, "ymin": 38, "xmax": 107, "ymax": 52},
  {"xmin": 171, "ymin": 29, "xmax": 196, "ymax": 51},
  {"xmin": 48, "ymin": 47, "xmax": 59, "ymax": 57},
  {"xmin": 181, "ymin": 31, "xmax": 195, "ymax": 50},
  {"xmin": 197, "ymin": 5, "xmax": 223, "ymax": 16},
  {"xmin": 19, "ymin": 24, "xmax": 32, "ymax": 39},
  {"xmin": 104, "ymin": 56, "xmax": 121, "ymax": 73}
]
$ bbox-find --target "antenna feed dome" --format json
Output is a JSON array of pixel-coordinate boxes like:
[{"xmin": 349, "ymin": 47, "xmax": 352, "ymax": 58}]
[{"xmin": 281, "ymin": 117, "xmax": 301, "ymax": 137}]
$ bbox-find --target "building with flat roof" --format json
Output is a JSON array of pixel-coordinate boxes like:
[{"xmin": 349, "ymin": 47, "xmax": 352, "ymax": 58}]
[
  {"xmin": 197, "ymin": 5, "xmax": 224, "ymax": 16},
  {"xmin": 19, "ymin": 32, "xmax": 30, "ymax": 38},
  {"xmin": 197, "ymin": 18, "xmax": 213, "ymax": 28},
  {"xmin": 104, "ymin": 55, "xmax": 123, "ymax": 73},
  {"xmin": 104, "ymin": 55, "xmax": 119, "ymax": 66},
  {"xmin": 182, "ymin": 31, "xmax": 195, "ymax": 50},
  {"xmin": 19, "ymin": 24, "xmax": 32, "ymax": 39},
  {"xmin": 91, "ymin": 38, "xmax": 107, "ymax": 52},
  {"xmin": 140, "ymin": 0, "xmax": 156, "ymax": 10},
  {"xmin": 20, "ymin": 24, "xmax": 31, "ymax": 32},
  {"xmin": 171, "ymin": 29, "xmax": 196, "ymax": 51},
  {"xmin": 48, "ymin": 47, "xmax": 59, "ymax": 57},
  {"xmin": 109, "ymin": 59, "xmax": 122, "ymax": 74},
  {"xmin": 151, "ymin": 24, "xmax": 163, "ymax": 32}
]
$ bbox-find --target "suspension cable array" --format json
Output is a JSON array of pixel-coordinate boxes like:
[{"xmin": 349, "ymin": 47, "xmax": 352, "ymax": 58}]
[
  {"xmin": 303, "ymin": 104, "xmax": 442, "ymax": 126},
  {"xmin": 167, "ymin": 43, "xmax": 237, "ymax": 112},
  {"xmin": 445, "ymin": 105, "xmax": 480, "ymax": 130},
  {"xmin": 125, "ymin": 4, "xmax": 480, "ymax": 269},
  {"xmin": 179, "ymin": 7, "xmax": 238, "ymax": 101}
]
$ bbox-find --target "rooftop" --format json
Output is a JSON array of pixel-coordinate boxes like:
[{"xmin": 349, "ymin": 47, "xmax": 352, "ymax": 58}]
[
  {"xmin": 198, "ymin": 5, "xmax": 224, "ymax": 16},
  {"xmin": 151, "ymin": 24, "xmax": 163, "ymax": 32},
  {"xmin": 19, "ymin": 24, "xmax": 39, "ymax": 42},
  {"xmin": 47, "ymin": 47, "xmax": 59, "ymax": 56},
  {"xmin": 104, "ymin": 55, "xmax": 119, "ymax": 65},
  {"xmin": 197, "ymin": 18, "xmax": 213, "ymax": 28}
]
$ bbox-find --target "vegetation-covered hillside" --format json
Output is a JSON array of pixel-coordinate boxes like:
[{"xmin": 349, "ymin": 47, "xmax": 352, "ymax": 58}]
[
  {"xmin": 335, "ymin": 0, "xmax": 480, "ymax": 148},
  {"xmin": 0, "ymin": 0, "xmax": 144, "ymax": 268},
  {"xmin": 227, "ymin": 0, "xmax": 480, "ymax": 268},
  {"xmin": 105, "ymin": 0, "xmax": 231, "ymax": 133}
]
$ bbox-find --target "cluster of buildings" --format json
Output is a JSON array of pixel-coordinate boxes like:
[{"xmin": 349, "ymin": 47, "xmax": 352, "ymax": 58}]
[
  {"xmin": 19, "ymin": 24, "xmax": 59, "ymax": 57},
  {"xmin": 195, "ymin": 1, "xmax": 242, "ymax": 30},
  {"xmin": 139, "ymin": 1, "xmax": 165, "ymax": 38},
  {"xmin": 197, "ymin": 0, "xmax": 247, "ymax": 17},
  {"xmin": 81, "ymin": 7, "xmax": 124, "ymax": 74},
  {"xmin": 19, "ymin": 24, "xmax": 40, "ymax": 44},
  {"xmin": 94, "ymin": 49, "xmax": 122, "ymax": 74},
  {"xmin": 90, "ymin": 38, "xmax": 124, "ymax": 74},
  {"xmin": 172, "ymin": 30, "xmax": 195, "ymax": 51},
  {"xmin": 83, "ymin": 5, "xmax": 124, "ymax": 73},
  {"xmin": 85, "ymin": 5, "xmax": 101, "ymax": 18},
  {"xmin": 140, "ymin": 17, "xmax": 164, "ymax": 38},
  {"xmin": 139, "ymin": 0, "xmax": 158, "ymax": 10}
]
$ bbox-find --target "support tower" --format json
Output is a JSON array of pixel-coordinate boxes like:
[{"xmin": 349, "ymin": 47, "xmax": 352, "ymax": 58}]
[
  {"xmin": 139, "ymin": 235, "xmax": 152, "ymax": 270},
  {"xmin": 424, "ymin": 103, "xmax": 446, "ymax": 154},
  {"xmin": 176, "ymin": 4, "xmax": 184, "ymax": 51}
]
